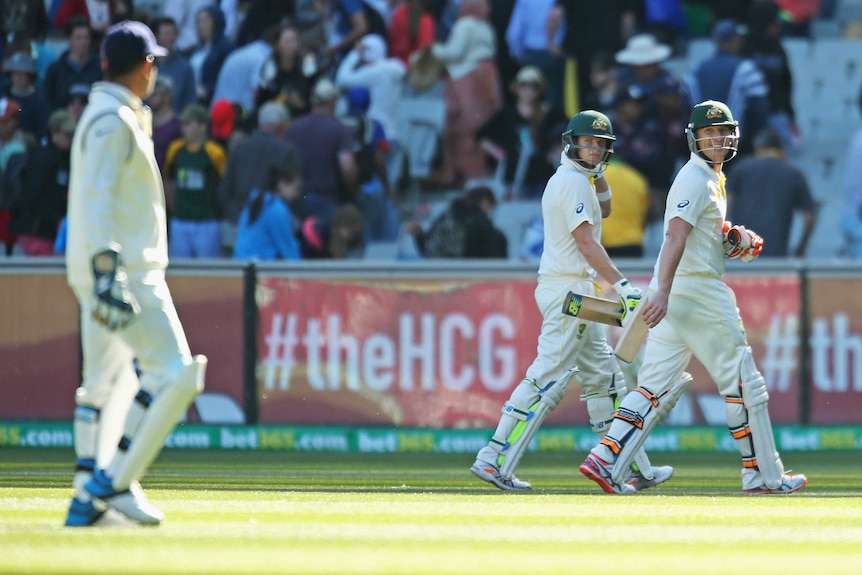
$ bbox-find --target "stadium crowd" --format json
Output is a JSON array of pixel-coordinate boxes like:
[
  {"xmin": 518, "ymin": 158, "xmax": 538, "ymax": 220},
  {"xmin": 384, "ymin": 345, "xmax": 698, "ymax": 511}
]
[{"xmin": 0, "ymin": 0, "xmax": 858, "ymax": 260}]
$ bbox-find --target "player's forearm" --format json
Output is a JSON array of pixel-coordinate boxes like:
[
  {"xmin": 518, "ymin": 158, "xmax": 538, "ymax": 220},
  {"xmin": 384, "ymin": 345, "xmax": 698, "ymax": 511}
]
[
  {"xmin": 579, "ymin": 239, "xmax": 624, "ymax": 286},
  {"xmin": 654, "ymin": 233, "xmax": 686, "ymax": 296}
]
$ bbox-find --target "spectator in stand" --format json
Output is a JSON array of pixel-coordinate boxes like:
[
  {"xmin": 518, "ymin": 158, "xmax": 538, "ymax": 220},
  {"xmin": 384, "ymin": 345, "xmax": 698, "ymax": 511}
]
[
  {"xmin": 843, "ymin": 99, "xmax": 862, "ymax": 259},
  {"xmin": 188, "ymin": 5, "xmax": 234, "ymax": 107},
  {"xmin": 476, "ymin": 65, "xmax": 566, "ymax": 199},
  {"xmin": 256, "ymin": 23, "xmax": 320, "ymax": 118},
  {"xmin": 208, "ymin": 97, "xmax": 237, "ymax": 148},
  {"xmin": 339, "ymin": 87, "xmax": 399, "ymax": 241},
  {"xmin": 2, "ymin": 52, "xmax": 51, "ymax": 142},
  {"xmin": 53, "ymin": 0, "xmax": 114, "ymax": 43},
  {"xmin": 0, "ymin": 0, "xmax": 49, "ymax": 63},
  {"xmin": 211, "ymin": 23, "xmax": 274, "ymax": 113},
  {"xmin": 406, "ymin": 185, "xmax": 508, "ymax": 258},
  {"xmin": 610, "ymin": 84, "xmax": 677, "ymax": 257},
  {"xmin": 727, "ymin": 128, "xmax": 816, "ymax": 258},
  {"xmin": 580, "ymin": 51, "xmax": 619, "ymax": 116},
  {"xmin": 285, "ymin": 78, "xmax": 357, "ymax": 219},
  {"xmin": 233, "ymin": 164, "xmax": 303, "ymax": 261},
  {"xmin": 743, "ymin": 1, "xmax": 800, "ymax": 151},
  {"xmin": 774, "ymin": 0, "xmax": 820, "ymax": 37},
  {"xmin": 0, "ymin": 97, "xmax": 27, "ymax": 256},
  {"xmin": 234, "ymin": 0, "xmax": 293, "ymax": 48},
  {"xmin": 505, "ymin": 0, "xmax": 564, "ymax": 111},
  {"xmin": 326, "ymin": 0, "xmax": 371, "ymax": 59},
  {"xmin": 64, "ymin": 83, "xmax": 89, "ymax": 120},
  {"xmin": 43, "ymin": 17, "xmax": 102, "ymax": 110},
  {"xmin": 615, "ymin": 33, "xmax": 689, "ymax": 165},
  {"xmin": 686, "ymin": 19, "xmax": 770, "ymax": 158},
  {"xmin": 335, "ymin": 33, "xmax": 405, "ymax": 185},
  {"xmin": 152, "ymin": 16, "xmax": 197, "ymax": 114},
  {"xmin": 164, "ymin": 104, "xmax": 226, "ymax": 258},
  {"xmin": 431, "ymin": 0, "xmax": 502, "ymax": 185},
  {"xmin": 219, "ymin": 100, "xmax": 299, "ymax": 251},
  {"xmin": 547, "ymin": 0, "xmax": 639, "ymax": 116},
  {"xmin": 299, "ymin": 203, "xmax": 366, "ymax": 259},
  {"xmin": 388, "ymin": 0, "xmax": 436, "ymax": 67},
  {"xmin": 4, "ymin": 27, "xmax": 55, "ymax": 86},
  {"xmin": 147, "ymin": 76, "xmax": 183, "ymax": 171},
  {"xmin": 600, "ymin": 156, "xmax": 649, "ymax": 258},
  {"xmin": 163, "ymin": 0, "xmax": 214, "ymax": 54},
  {"xmin": 9, "ymin": 109, "xmax": 74, "ymax": 255}
]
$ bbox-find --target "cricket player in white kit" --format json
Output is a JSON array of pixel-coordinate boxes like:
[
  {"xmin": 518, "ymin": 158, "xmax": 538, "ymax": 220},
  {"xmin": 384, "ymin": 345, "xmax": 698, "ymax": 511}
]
[
  {"xmin": 470, "ymin": 111, "xmax": 672, "ymax": 491},
  {"xmin": 64, "ymin": 21, "xmax": 207, "ymax": 526},
  {"xmin": 580, "ymin": 100, "xmax": 807, "ymax": 495}
]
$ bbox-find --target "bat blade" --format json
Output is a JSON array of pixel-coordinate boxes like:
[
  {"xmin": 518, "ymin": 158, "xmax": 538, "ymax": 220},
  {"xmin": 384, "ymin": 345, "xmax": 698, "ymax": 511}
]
[
  {"xmin": 614, "ymin": 296, "xmax": 650, "ymax": 363},
  {"xmin": 561, "ymin": 291, "xmax": 623, "ymax": 327}
]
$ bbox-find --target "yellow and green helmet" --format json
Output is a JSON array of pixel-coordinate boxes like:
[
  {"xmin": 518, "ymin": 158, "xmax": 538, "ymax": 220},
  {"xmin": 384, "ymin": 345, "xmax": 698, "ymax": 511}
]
[
  {"xmin": 686, "ymin": 100, "xmax": 740, "ymax": 163},
  {"xmin": 561, "ymin": 110, "xmax": 615, "ymax": 174}
]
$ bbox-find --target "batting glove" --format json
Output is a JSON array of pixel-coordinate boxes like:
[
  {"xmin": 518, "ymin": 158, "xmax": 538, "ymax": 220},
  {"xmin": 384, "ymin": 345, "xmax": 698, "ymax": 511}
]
[
  {"xmin": 722, "ymin": 222, "xmax": 751, "ymax": 259},
  {"xmin": 91, "ymin": 246, "xmax": 140, "ymax": 331},
  {"xmin": 613, "ymin": 278, "xmax": 642, "ymax": 321},
  {"xmin": 740, "ymin": 230, "xmax": 764, "ymax": 263}
]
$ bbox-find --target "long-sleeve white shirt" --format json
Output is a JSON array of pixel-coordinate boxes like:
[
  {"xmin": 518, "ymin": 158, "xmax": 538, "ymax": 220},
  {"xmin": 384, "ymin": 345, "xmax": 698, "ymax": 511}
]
[
  {"xmin": 66, "ymin": 82, "xmax": 168, "ymax": 287},
  {"xmin": 335, "ymin": 49, "xmax": 406, "ymax": 141},
  {"xmin": 431, "ymin": 16, "xmax": 496, "ymax": 80}
]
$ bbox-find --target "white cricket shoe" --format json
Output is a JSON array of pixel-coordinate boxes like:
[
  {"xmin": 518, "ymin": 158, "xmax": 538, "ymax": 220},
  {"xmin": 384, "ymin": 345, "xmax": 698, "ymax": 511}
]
[
  {"xmin": 85, "ymin": 470, "xmax": 164, "ymax": 525},
  {"xmin": 579, "ymin": 453, "xmax": 636, "ymax": 494},
  {"xmin": 627, "ymin": 465, "xmax": 674, "ymax": 492},
  {"xmin": 743, "ymin": 473, "xmax": 807, "ymax": 495},
  {"xmin": 470, "ymin": 460, "xmax": 532, "ymax": 491}
]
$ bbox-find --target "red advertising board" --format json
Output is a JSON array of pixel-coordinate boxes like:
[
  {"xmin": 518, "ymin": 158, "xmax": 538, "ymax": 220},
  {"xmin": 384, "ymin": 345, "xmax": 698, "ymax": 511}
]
[{"xmin": 256, "ymin": 273, "xmax": 808, "ymax": 426}]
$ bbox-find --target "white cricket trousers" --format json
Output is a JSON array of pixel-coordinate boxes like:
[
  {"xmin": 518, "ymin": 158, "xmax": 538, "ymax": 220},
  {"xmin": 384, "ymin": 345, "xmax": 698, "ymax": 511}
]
[
  {"xmin": 72, "ymin": 272, "xmax": 193, "ymax": 409},
  {"xmin": 639, "ymin": 275, "xmax": 748, "ymax": 398}
]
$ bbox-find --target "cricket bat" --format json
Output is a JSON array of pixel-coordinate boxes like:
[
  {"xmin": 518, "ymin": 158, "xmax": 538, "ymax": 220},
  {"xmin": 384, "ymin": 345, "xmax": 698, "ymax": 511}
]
[
  {"xmin": 561, "ymin": 292, "xmax": 624, "ymax": 327},
  {"xmin": 614, "ymin": 295, "xmax": 650, "ymax": 363}
]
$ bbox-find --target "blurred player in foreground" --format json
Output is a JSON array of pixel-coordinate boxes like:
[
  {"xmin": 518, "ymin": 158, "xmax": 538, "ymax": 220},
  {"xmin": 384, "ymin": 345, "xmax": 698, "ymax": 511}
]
[
  {"xmin": 64, "ymin": 21, "xmax": 207, "ymax": 526},
  {"xmin": 580, "ymin": 100, "xmax": 807, "ymax": 495},
  {"xmin": 470, "ymin": 110, "xmax": 672, "ymax": 491}
]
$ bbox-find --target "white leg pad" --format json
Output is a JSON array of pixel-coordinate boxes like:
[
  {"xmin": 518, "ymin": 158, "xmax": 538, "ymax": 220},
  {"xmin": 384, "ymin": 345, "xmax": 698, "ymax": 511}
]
[
  {"xmin": 608, "ymin": 372, "xmax": 693, "ymax": 484},
  {"xmin": 497, "ymin": 368, "xmax": 577, "ymax": 479},
  {"xmin": 727, "ymin": 347, "xmax": 783, "ymax": 489},
  {"xmin": 110, "ymin": 355, "xmax": 207, "ymax": 489}
]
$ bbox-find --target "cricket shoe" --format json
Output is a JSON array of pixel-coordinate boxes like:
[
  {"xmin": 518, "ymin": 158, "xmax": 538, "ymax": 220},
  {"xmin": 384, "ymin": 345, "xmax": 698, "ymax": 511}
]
[
  {"xmin": 85, "ymin": 470, "xmax": 164, "ymax": 525},
  {"xmin": 742, "ymin": 473, "xmax": 807, "ymax": 495},
  {"xmin": 579, "ymin": 453, "xmax": 636, "ymax": 494},
  {"xmin": 627, "ymin": 465, "xmax": 674, "ymax": 492},
  {"xmin": 64, "ymin": 496, "xmax": 106, "ymax": 527},
  {"xmin": 470, "ymin": 460, "xmax": 532, "ymax": 491}
]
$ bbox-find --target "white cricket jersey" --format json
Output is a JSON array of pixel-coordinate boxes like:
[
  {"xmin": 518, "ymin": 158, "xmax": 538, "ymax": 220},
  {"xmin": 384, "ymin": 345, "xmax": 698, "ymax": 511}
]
[
  {"xmin": 66, "ymin": 82, "xmax": 168, "ymax": 287},
  {"xmin": 537, "ymin": 159, "xmax": 601, "ymax": 281},
  {"xmin": 653, "ymin": 153, "xmax": 727, "ymax": 285}
]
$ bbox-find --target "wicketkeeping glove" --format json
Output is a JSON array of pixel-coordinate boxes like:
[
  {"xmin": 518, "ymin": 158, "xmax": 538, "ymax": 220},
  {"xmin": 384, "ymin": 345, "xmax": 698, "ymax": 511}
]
[
  {"xmin": 91, "ymin": 246, "xmax": 140, "ymax": 331},
  {"xmin": 613, "ymin": 278, "xmax": 642, "ymax": 321}
]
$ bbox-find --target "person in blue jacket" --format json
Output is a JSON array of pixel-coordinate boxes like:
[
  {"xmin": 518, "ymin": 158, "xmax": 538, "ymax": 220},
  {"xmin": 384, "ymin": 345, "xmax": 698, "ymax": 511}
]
[{"xmin": 233, "ymin": 164, "xmax": 303, "ymax": 260}]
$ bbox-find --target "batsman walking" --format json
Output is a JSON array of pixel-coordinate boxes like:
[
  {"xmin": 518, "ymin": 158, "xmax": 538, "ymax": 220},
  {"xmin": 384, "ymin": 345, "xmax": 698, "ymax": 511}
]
[
  {"xmin": 471, "ymin": 111, "xmax": 672, "ymax": 491},
  {"xmin": 580, "ymin": 100, "xmax": 807, "ymax": 495},
  {"xmin": 64, "ymin": 21, "xmax": 207, "ymax": 526}
]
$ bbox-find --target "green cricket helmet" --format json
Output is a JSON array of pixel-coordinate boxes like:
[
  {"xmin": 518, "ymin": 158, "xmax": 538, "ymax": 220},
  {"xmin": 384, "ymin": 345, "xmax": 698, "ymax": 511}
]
[
  {"xmin": 686, "ymin": 100, "xmax": 740, "ymax": 163},
  {"xmin": 562, "ymin": 110, "xmax": 615, "ymax": 175}
]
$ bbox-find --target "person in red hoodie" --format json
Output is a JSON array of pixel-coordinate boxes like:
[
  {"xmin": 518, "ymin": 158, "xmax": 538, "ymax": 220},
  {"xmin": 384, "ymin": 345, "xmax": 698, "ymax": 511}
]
[{"xmin": 388, "ymin": 0, "xmax": 435, "ymax": 67}]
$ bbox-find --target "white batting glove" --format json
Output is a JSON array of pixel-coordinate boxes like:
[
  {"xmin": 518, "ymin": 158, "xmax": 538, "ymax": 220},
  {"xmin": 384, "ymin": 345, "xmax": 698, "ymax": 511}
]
[
  {"xmin": 91, "ymin": 246, "xmax": 140, "ymax": 331},
  {"xmin": 722, "ymin": 222, "xmax": 751, "ymax": 259},
  {"xmin": 613, "ymin": 278, "xmax": 642, "ymax": 321},
  {"xmin": 740, "ymin": 230, "xmax": 764, "ymax": 263}
]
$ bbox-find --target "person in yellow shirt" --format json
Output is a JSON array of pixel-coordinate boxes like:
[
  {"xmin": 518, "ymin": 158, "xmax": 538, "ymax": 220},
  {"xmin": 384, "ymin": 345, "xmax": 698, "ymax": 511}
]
[
  {"xmin": 164, "ymin": 103, "xmax": 227, "ymax": 258},
  {"xmin": 600, "ymin": 156, "xmax": 649, "ymax": 258}
]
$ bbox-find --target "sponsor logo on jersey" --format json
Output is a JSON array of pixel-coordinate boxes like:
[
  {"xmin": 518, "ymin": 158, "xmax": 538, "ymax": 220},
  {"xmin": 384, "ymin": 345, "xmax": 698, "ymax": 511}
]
[
  {"xmin": 677, "ymin": 200, "xmax": 690, "ymax": 209},
  {"xmin": 576, "ymin": 203, "xmax": 584, "ymax": 213}
]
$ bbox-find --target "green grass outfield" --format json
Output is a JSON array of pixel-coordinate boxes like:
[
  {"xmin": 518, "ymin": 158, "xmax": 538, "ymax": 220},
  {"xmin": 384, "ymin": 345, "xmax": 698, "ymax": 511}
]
[{"xmin": 1, "ymin": 448, "xmax": 860, "ymax": 575}]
